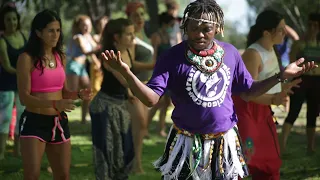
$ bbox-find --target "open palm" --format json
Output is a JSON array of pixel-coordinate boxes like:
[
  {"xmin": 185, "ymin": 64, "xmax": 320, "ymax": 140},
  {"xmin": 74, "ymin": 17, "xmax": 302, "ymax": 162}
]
[
  {"xmin": 101, "ymin": 50, "xmax": 130, "ymax": 73},
  {"xmin": 282, "ymin": 58, "xmax": 317, "ymax": 79}
]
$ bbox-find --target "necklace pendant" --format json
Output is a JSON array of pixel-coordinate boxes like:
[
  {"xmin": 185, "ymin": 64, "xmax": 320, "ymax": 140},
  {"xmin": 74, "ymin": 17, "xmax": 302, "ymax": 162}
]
[
  {"xmin": 186, "ymin": 41, "xmax": 224, "ymax": 74},
  {"xmin": 49, "ymin": 62, "xmax": 55, "ymax": 68},
  {"xmin": 205, "ymin": 59, "xmax": 214, "ymax": 67}
]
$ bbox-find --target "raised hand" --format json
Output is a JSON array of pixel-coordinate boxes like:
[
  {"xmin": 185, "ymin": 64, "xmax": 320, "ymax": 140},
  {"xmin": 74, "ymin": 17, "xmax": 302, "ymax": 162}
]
[
  {"xmin": 282, "ymin": 58, "xmax": 318, "ymax": 79},
  {"xmin": 101, "ymin": 50, "xmax": 130, "ymax": 73}
]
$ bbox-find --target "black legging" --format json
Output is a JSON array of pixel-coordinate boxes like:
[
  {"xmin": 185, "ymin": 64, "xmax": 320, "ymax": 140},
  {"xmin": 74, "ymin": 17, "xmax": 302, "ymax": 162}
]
[{"xmin": 284, "ymin": 76, "xmax": 320, "ymax": 128}]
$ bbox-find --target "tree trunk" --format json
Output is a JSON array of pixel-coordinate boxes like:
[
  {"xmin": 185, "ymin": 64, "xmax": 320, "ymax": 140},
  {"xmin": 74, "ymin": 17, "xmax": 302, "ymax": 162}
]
[
  {"xmin": 55, "ymin": 0, "xmax": 61, "ymax": 15},
  {"xmin": 145, "ymin": 0, "xmax": 159, "ymax": 36}
]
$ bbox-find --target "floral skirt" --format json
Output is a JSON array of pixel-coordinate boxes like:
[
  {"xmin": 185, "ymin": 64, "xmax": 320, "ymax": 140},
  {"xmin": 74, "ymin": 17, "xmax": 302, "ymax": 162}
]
[{"xmin": 90, "ymin": 92, "xmax": 134, "ymax": 180}]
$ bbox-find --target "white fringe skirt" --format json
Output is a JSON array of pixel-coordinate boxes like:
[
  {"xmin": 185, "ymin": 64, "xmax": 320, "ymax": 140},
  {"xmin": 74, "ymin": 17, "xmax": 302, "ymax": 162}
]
[{"xmin": 153, "ymin": 125, "xmax": 249, "ymax": 180}]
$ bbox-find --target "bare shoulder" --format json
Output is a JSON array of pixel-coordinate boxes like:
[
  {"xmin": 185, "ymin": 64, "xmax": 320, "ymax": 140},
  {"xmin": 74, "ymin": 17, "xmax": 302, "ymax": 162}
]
[
  {"xmin": 242, "ymin": 48, "xmax": 260, "ymax": 61},
  {"xmin": 0, "ymin": 38, "xmax": 6, "ymax": 49},
  {"xmin": 17, "ymin": 52, "xmax": 33, "ymax": 68},
  {"xmin": 150, "ymin": 32, "xmax": 160, "ymax": 44},
  {"xmin": 20, "ymin": 30, "xmax": 29, "ymax": 39},
  {"xmin": 59, "ymin": 53, "xmax": 67, "ymax": 64}
]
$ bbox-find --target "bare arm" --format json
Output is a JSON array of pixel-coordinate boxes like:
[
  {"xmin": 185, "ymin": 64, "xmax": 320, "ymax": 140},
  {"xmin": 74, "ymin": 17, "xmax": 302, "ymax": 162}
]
[
  {"xmin": 240, "ymin": 74, "xmax": 280, "ymax": 102},
  {"xmin": 121, "ymin": 68, "xmax": 160, "ymax": 107},
  {"xmin": 0, "ymin": 39, "xmax": 16, "ymax": 74},
  {"xmin": 241, "ymin": 49, "xmax": 277, "ymax": 105},
  {"xmin": 285, "ymin": 25, "xmax": 300, "ymax": 41},
  {"xmin": 289, "ymin": 41, "xmax": 301, "ymax": 63},
  {"xmin": 74, "ymin": 35, "xmax": 100, "ymax": 56},
  {"xmin": 176, "ymin": 31, "xmax": 182, "ymax": 44},
  {"xmin": 61, "ymin": 55, "xmax": 82, "ymax": 100},
  {"xmin": 132, "ymin": 61, "xmax": 155, "ymax": 71},
  {"xmin": 89, "ymin": 53, "xmax": 101, "ymax": 68},
  {"xmin": 17, "ymin": 53, "xmax": 55, "ymax": 107},
  {"xmin": 151, "ymin": 32, "xmax": 160, "ymax": 62}
]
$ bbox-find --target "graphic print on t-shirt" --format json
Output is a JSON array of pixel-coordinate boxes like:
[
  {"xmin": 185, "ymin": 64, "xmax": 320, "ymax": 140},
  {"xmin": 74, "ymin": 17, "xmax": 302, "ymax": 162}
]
[{"xmin": 186, "ymin": 64, "xmax": 231, "ymax": 108}]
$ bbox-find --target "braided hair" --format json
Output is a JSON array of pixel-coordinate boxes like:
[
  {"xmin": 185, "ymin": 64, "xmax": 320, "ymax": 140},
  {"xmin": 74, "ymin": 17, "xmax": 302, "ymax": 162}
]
[{"xmin": 180, "ymin": 0, "xmax": 224, "ymax": 35}]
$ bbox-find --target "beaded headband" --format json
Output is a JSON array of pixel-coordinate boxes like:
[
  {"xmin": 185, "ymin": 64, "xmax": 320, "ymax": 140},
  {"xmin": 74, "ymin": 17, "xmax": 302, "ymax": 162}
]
[
  {"xmin": 186, "ymin": 15, "xmax": 224, "ymax": 37},
  {"xmin": 187, "ymin": 17, "xmax": 219, "ymax": 26}
]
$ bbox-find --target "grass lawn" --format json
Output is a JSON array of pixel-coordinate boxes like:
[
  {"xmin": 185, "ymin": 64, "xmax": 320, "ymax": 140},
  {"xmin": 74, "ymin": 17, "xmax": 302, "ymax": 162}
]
[{"xmin": 0, "ymin": 104, "xmax": 320, "ymax": 180}]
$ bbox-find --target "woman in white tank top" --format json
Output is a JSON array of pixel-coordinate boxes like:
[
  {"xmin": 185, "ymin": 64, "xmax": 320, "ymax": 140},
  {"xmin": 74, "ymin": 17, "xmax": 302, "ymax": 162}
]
[{"xmin": 232, "ymin": 10, "xmax": 301, "ymax": 179}]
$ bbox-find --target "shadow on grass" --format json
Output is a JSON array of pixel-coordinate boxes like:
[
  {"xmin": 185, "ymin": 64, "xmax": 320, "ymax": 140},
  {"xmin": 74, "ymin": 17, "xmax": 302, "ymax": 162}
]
[
  {"xmin": 274, "ymin": 124, "xmax": 320, "ymax": 180},
  {"xmin": 1, "ymin": 120, "xmax": 320, "ymax": 180}
]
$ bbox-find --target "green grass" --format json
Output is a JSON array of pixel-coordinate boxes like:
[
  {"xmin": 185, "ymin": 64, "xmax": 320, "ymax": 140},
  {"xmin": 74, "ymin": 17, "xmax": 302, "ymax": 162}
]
[{"xmin": 0, "ymin": 105, "xmax": 320, "ymax": 180}]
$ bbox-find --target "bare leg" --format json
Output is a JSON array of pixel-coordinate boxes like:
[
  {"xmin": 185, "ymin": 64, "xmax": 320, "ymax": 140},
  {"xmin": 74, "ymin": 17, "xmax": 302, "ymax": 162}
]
[
  {"xmin": 306, "ymin": 127, "xmax": 316, "ymax": 155},
  {"xmin": 14, "ymin": 92, "xmax": 24, "ymax": 157},
  {"xmin": 128, "ymin": 98, "xmax": 148, "ymax": 174},
  {"xmin": 20, "ymin": 138, "xmax": 46, "ymax": 180},
  {"xmin": 279, "ymin": 122, "xmax": 293, "ymax": 155},
  {"xmin": 146, "ymin": 98, "xmax": 163, "ymax": 138},
  {"xmin": 46, "ymin": 141, "xmax": 71, "ymax": 180},
  {"xmin": 158, "ymin": 95, "xmax": 171, "ymax": 137},
  {"xmin": 80, "ymin": 76, "xmax": 91, "ymax": 124}
]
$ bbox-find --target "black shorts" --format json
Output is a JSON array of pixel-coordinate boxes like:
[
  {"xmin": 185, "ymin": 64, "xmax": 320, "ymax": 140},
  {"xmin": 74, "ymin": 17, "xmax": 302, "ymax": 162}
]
[{"xmin": 19, "ymin": 110, "xmax": 70, "ymax": 144}]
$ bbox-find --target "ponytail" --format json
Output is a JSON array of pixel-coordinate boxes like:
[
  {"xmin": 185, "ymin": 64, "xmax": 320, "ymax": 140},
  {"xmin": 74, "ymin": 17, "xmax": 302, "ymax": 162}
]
[{"xmin": 246, "ymin": 24, "xmax": 263, "ymax": 48}]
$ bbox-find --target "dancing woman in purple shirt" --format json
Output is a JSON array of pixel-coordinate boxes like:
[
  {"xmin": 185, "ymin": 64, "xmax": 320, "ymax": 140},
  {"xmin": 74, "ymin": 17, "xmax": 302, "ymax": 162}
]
[{"xmin": 101, "ymin": 1, "xmax": 317, "ymax": 179}]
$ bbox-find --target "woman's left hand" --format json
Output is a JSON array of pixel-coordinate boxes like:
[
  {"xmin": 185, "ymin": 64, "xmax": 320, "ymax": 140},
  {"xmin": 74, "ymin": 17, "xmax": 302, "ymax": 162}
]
[{"xmin": 79, "ymin": 88, "xmax": 93, "ymax": 100}]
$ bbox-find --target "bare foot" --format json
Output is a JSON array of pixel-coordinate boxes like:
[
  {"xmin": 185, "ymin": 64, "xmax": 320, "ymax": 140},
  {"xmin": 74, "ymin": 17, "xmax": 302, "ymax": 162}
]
[
  {"xmin": 47, "ymin": 166, "xmax": 53, "ymax": 173},
  {"xmin": 131, "ymin": 166, "xmax": 145, "ymax": 175},
  {"xmin": 159, "ymin": 130, "xmax": 167, "ymax": 137}
]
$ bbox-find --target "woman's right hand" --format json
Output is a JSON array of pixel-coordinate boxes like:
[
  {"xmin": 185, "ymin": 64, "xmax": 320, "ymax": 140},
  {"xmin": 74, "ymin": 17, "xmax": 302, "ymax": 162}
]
[
  {"xmin": 101, "ymin": 50, "xmax": 130, "ymax": 73},
  {"xmin": 271, "ymin": 92, "xmax": 288, "ymax": 106},
  {"xmin": 54, "ymin": 99, "xmax": 76, "ymax": 112}
]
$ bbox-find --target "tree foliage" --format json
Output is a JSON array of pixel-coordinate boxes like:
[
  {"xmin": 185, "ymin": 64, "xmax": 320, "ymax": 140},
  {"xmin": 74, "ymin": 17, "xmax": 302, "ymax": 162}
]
[{"xmin": 247, "ymin": 0, "xmax": 320, "ymax": 35}]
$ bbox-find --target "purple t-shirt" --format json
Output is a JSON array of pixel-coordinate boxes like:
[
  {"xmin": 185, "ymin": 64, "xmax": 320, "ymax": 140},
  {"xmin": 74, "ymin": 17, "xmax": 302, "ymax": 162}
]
[{"xmin": 146, "ymin": 40, "xmax": 253, "ymax": 134}]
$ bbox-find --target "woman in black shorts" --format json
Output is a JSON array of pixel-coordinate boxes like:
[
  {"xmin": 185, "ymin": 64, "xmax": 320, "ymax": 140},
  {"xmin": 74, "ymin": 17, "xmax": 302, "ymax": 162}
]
[{"xmin": 17, "ymin": 10, "xmax": 92, "ymax": 179}]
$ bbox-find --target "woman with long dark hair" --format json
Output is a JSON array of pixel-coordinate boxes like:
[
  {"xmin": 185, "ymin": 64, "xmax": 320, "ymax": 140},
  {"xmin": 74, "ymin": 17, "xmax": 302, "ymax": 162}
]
[
  {"xmin": 17, "ymin": 10, "xmax": 91, "ymax": 179},
  {"xmin": 89, "ymin": 18, "xmax": 135, "ymax": 180},
  {"xmin": 233, "ymin": 10, "xmax": 300, "ymax": 179}
]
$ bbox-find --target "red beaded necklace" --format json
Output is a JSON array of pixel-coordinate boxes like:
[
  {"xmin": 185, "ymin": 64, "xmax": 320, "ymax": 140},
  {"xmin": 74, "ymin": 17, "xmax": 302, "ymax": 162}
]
[{"xmin": 188, "ymin": 42, "xmax": 217, "ymax": 57}]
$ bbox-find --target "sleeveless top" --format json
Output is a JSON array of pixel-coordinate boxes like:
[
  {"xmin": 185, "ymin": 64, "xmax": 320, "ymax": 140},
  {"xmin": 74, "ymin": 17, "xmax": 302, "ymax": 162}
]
[
  {"xmin": 248, "ymin": 43, "xmax": 281, "ymax": 94},
  {"xmin": 100, "ymin": 49, "xmax": 134, "ymax": 98},
  {"xmin": 66, "ymin": 34, "xmax": 94, "ymax": 59},
  {"xmin": 31, "ymin": 52, "xmax": 65, "ymax": 93},
  {"xmin": 134, "ymin": 37, "xmax": 154, "ymax": 81},
  {"xmin": 297, "ymin": 41, "xmax": 320, "ymax": 76},
  {"xmin": 0, "ymin": 31, "xmax": 27, "ymax": 91}
]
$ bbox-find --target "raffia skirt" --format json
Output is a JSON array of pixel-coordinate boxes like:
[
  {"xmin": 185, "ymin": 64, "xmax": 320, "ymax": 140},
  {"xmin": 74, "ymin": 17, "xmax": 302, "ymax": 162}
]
[{"xmin": 154, "ymin": 124, "xmax": 249, "ymax": 180}]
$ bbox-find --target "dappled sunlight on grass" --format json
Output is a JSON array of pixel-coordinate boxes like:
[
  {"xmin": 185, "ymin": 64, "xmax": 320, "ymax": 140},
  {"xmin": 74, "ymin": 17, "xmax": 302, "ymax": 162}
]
[{"xmin": 1, "ymin": 106, "xmax": 320, "ymax": 179}]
